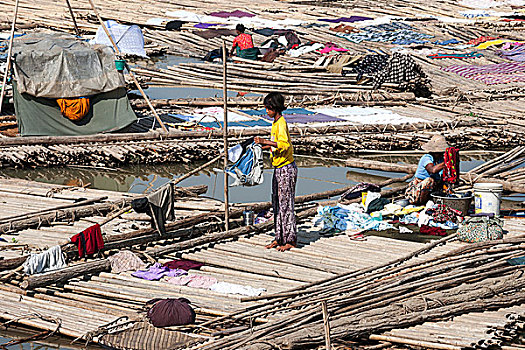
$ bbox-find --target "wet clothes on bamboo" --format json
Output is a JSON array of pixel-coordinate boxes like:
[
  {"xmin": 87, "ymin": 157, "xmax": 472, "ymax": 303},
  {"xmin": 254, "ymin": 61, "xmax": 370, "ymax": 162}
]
[
  {"xmin": 23, "ymin": 245, "xmax": 66, "ymax": 275},
  {"xmin": 168, "ymin": 274, "xmax": 218, "ymax": 288},
  {"xmin": 226, "ymin": 142, "xmax": 264, "ymax": 187},
  {"xmin": 131, "ymin": 183, "xmax": 175, "ymax": 234},
  {"xmin": 146, "ymin": 298, "xmax": 195, "ymax": 327},
  {"xmin": 163, "ymin": 259, "xmax": 204, "ymax": 271},
  {"xmin": 210, "ymin": 282, "xmax": 266, "ymax": 296},
  {"xmin": 132, "ymin": 263, "xmax": 187, "ymax": 281},
  {"xmin": 108, "ymin": 250, "xmax": 146, "ymax": 273},
  {"xmin": 70, "ymin": 223, "xmax": 104, "ymax": 258},
  {"xmin": 347, "ymin": 54, "xmax": 389, "ymax": 80}
]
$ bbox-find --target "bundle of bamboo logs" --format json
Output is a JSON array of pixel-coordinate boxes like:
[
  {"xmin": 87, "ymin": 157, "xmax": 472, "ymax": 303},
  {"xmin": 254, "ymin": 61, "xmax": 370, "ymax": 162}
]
[{"xmin": 199, "ymin": 235, "xmax": 525, "ymax": 349}]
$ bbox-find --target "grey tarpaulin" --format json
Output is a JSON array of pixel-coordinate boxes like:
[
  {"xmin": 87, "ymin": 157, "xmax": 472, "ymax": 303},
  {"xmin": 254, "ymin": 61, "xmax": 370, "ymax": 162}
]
[
  {"xmin": 13, "ymin": 82, "xmax": 137, "ymax": 136},
  {"xmin": 12, "ymin": 33, "xmax": 125, "ymax": 98}
]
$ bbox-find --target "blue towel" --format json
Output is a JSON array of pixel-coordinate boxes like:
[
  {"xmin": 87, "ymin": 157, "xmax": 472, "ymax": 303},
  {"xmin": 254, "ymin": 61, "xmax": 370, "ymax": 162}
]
[{"xmin": 433, "ymin": 39, "xmax": 461, "ymax": 45}]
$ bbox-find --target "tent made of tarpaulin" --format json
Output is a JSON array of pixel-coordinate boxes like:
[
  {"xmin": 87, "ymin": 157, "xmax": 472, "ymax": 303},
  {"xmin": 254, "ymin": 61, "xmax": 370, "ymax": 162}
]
[
  {"xmin": 13, "ymin": 33, "xmax": 126, "ymax": 99},
  {"xmin": 13, "ymin": 83, "xmax": 137, "ymax": 136},
  {"xmin": 11, "ymin": 33, "xmax": 137, "ymax": 136}
]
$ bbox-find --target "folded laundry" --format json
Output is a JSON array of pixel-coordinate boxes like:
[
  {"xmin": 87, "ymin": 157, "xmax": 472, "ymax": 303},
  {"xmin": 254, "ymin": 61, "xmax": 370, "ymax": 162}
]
[
  {"xmin": 23, "ymin": 245, "xmax": 66, "ymax": 275},
  {"xmin": 132, "ymin": 263, "xmax": 187, "ymax": 281},
  {"xmin": 108, "ymin": 250, "xmax": 146, "ymax": 274},
  {"xmin": 168, "ymin": 274, "xmax": 218, "ymax": 289},
  {"xmin": 319, "ymin": 16, "xmax": 373, "ymax": 23},
  {"xmin": 70, "ymin": 223, "xmax": 104, "ymax": 258},
  {"xmin": 163, "ymin": 259, "xmax": 204, "ymax": 271},
  {"xmin": 210, "ymin": 281, "xmax": 266, "ymax": 296}
]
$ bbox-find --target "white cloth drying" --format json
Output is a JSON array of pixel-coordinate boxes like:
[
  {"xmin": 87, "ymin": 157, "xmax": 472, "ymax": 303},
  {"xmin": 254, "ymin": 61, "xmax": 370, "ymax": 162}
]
[
  {"xmin": 91, "ymin": 20, "xmax": 147, "ymax": 57},
  {"xmin": 210, "ymin": 281, "xmax": 266, "ymax": 296},
  {"xmin": 23, "ymin": 245, "xmax": 66, "ymax": 275}
]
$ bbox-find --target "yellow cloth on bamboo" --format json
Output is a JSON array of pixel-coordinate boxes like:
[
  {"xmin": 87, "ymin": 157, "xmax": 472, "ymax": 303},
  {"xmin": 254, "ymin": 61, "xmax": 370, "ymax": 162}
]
[
  {"xmin": 476, "ymin": 39, "xmax": 525, "ymax": 50},
  {"xmin": 56, "ymin": 97, "xmax": 90, "ymax": 121},
  {"xmin": 271, "ymin": 116, "xmax": 294, "ymax": 168}
]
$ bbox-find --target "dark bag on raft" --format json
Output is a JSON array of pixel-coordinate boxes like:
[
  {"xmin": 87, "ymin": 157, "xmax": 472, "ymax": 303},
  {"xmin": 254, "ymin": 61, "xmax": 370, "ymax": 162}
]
[{"xmin": 146, "ymin": 298, "xmax": 196, "ymax": 327}]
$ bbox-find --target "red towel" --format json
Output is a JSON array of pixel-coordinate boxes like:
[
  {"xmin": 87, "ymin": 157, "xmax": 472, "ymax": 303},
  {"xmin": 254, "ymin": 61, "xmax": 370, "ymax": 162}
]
[
  {"xmin": 71, "ymin": 224, "xmax": 104, "ymax": 258},
  {"xmin": 419, "ymin": 225, "xmax": 447, "ymax": 236}
]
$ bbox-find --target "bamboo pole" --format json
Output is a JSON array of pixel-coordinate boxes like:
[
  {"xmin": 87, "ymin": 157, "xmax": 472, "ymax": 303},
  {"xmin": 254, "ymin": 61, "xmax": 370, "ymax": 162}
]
[
  {"xmin": 86, "ymin": 0, "xmax": 168, "ymax": 133},
  {"xmin": 222, "ymin": 40, "xmax": 229, "ymax": 231},
  {"xmin": 64, "ymin": 0, "xmax": 80, "ymax": 37},
  {"xmin": 0, "ymin": 0, "xmax": 19, "ymax": 114},
  {"xmin": 321, "ymin": 301, "xmax": 331, "ymax": 350}
]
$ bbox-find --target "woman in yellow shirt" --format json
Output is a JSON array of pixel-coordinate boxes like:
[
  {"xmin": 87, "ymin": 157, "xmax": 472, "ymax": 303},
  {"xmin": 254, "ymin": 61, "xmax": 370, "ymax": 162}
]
[{"xmin": 254, "ymin": 92, "xmax": 297, "ymax": 252}]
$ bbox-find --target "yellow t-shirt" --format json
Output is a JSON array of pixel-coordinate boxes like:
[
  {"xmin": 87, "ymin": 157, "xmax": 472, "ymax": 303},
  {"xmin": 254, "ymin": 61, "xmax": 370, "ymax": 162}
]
[{"xmin": 271, "ymin": 116, "xmax": 294, "ymax": 168}]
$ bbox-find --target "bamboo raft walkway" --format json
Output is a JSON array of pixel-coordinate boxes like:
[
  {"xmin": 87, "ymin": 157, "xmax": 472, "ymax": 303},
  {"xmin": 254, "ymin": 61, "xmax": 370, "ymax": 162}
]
[{"xmin": 0, "ymin": 178, "xmax": 523, "ymax": 348}]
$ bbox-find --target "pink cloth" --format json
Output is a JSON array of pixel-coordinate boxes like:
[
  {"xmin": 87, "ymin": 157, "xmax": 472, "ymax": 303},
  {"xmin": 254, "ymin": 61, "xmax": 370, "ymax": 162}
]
[
  {"xmin": 318, "ymin": 44, "xmax": 348, "ymax": 54},
  {"xmin": 168, "ymin": 274, "xmax": 218, "ymax": 289}
]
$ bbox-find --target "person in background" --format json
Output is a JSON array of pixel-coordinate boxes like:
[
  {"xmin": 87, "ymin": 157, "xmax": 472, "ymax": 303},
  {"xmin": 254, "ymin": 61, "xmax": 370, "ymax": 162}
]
[
  {"xmin": 254, "ymin": 92, "xmax": 298, "ymax": 252},
  {"xmin": 230, "ymin": 24, "xmax": 254, "ymax": 57},
  {"xmin": 405, "ymin": 135, "xmax": 448, "ymax": 205}
]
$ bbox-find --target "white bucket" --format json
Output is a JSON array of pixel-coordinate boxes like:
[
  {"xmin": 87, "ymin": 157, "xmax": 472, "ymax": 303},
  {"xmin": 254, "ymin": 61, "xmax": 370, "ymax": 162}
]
[{"xmin": 474, "ymin": 183, "xmax": 503, "ymax": 216}]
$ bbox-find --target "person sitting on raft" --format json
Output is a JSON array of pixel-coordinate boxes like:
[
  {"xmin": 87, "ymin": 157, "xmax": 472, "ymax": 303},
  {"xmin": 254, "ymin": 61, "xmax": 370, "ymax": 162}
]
[
  {"xmin": 405, "ymin": 135, "xmax": 448, "ymax": 205},
  {"xmin": 254, "ymin": 92, "xmax": 298, "ymax": 252},
  {"xmin": 229, "ymin": 24, "xmax": 258, "ymax": 60}
]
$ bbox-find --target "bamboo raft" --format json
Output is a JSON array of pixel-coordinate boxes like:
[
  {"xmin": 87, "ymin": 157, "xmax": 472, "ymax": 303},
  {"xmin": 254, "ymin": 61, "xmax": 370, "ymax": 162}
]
[{"xmin": 0, "ymin": 178, "xmax": 523, "ymax": 349}]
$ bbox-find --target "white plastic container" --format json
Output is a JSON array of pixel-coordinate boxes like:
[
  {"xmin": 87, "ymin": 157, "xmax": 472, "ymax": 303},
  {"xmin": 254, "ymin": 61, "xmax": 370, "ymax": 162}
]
[{"xmin": 474, "ymin": 183, "xmax": 503, "ymax": 216}]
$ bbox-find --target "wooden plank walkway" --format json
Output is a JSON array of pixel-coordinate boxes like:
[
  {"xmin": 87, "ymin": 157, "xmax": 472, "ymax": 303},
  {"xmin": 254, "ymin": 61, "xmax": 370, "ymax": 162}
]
[{"xmin": 0, "ymin": 178, "xmax": 523, "ymax": 348}]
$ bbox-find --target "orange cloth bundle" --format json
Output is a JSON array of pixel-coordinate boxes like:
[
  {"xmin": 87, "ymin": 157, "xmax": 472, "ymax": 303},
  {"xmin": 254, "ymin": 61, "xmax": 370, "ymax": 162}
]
[{"xmin": 56, "ymin": 97, "xmax": 90, "ymax": 121}]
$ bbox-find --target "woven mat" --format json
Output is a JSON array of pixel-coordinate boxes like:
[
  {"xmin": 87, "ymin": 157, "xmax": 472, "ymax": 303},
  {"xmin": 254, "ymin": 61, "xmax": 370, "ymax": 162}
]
[{"xmin": 98, "ymin": 321, "xmax": 196, "ymax": 350}]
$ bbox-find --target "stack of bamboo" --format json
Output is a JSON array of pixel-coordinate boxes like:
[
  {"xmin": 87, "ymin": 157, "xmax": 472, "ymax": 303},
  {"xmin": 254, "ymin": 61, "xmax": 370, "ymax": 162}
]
[{"xmin": 198, "ymin": 235, "xmax": 525, "ymax": 349}]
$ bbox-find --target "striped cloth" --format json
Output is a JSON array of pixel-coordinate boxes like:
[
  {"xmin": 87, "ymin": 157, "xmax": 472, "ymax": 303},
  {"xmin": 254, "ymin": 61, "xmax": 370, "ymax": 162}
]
[{"xmin": 442, "ymin": 62, "xmax": 525, "ymax": 84}]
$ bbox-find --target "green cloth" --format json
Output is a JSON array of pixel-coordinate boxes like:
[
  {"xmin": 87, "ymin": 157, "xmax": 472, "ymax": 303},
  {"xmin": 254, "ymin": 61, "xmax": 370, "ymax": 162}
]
[
  {"xmin": 13, "ymin": 83, "xmax": 137, "ymax": 136},
  {"xmin": 236, "ymin": 47, "xmax": 259, "ymax": 60}
]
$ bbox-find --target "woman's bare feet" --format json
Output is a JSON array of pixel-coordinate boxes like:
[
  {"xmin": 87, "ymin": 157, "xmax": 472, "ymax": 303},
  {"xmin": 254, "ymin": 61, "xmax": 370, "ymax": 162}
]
[
  {"xmin": 265, "ymin": 241, "xmax": 279, "ymax": 249},
  {"xmin": 276, "ymin": 243, "xmax": 295, "ymax": 252}
]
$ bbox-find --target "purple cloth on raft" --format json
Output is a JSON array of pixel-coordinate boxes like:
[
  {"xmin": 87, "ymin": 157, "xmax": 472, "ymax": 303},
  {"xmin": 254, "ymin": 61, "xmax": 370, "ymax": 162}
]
[
  {"xmin": 163, "ymin": 259, "xmax": 204, "ymax": 271},
  {"xmin": 209, "ymin": 10, "xmax": 255, "ymax": 18},
  {"xmin": 132, "ymin": 263, "xmax": 187, "ymax": 281},
  {"xmin": 319, "ymin": 16, "xmax": 373, "ymax": 23}
]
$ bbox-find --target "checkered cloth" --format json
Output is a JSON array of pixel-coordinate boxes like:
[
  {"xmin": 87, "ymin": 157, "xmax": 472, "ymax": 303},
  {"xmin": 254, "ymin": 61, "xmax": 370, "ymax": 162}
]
[
  {"xmin": 373, "ymin": 53, "xmax": 429, "ymax": 89},
  {"xmin": 348, "ymin": 54, "xmax": 389, "ymax": 80}
]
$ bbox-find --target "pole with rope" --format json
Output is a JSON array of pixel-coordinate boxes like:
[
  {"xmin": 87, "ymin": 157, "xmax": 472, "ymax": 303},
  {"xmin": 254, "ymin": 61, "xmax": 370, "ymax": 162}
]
[
  {"xmin": 0, "ymin": 0, "xmax": 20, "ymax": 114},
  {"xmin": 87, "ymin": 0, "xmax": 168, "ymax": 133},
  {"xmin": 221, "ymin": 41, "xmax": 229, "ymax": 231}
]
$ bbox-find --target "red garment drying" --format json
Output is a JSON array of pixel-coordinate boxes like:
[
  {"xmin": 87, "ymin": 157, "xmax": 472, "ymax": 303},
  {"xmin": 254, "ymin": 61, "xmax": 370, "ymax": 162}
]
[
  {"xmin": 443, "ymin": 147, "xmax": 460, "ymax": 184},
  {"xmin": 70, "ymin": 224, "xmax": 104, "ymax": 258}
]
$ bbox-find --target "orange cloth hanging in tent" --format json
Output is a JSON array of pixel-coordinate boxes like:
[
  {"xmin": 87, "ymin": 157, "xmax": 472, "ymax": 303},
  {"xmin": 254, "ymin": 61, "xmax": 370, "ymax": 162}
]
[{"xmin": 56, "ymin": 97, "xmax": 90, "ymax": 121}]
